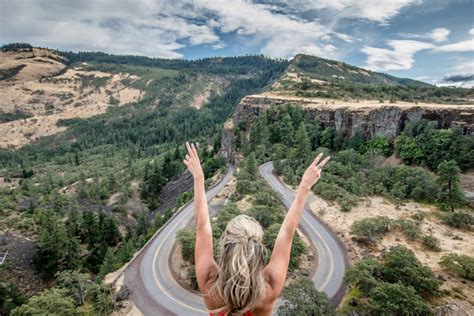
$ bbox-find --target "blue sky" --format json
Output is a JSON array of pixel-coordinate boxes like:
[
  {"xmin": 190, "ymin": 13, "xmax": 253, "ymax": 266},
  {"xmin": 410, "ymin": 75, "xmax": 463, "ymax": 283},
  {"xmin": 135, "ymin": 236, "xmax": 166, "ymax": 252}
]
[{"xmin": 2, "ymin": 0, "xmax": 473, "ymax": 86}]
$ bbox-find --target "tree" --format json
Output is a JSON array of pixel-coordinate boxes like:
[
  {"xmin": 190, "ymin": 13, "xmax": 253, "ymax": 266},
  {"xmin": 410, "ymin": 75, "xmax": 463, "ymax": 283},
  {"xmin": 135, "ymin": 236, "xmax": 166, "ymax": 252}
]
[
  {"xmin": 381, "ymin": 245, "xmax": 440, "ymax": 295},
  {"xmin": 278, "ymin": 113, "xmax": 294, "ymax": 147},
  {"xmin": 176, "ymin": 228, "xmax": 196, "ymax": 263},
  {"xmin": 55, "ymin": 270, "xmax": 90, "ymax": 306},
  {"xmin": 249, "ymin": 205, "xmax": 284, "ymax": 229},
  {"xmin": 140, "ymin": 162, "xmax": 167, "ymax": 209},
  {"xmin": 395, "ymin": 134, "xmax": 423, "ymax": 165},
  {"xmin": 368, "ymin": 282, "xmax": 430, "ymax": 316},
  {"xmin": 293, "ymin": 122, "xmax": 311, "ymax": 163},
  {"xmin": 278, "ymin": 277, "xmax": 333, "ymax": 315},
  {"xmin": 442, "ymin": 212, "xmax": 473, "ymax": 229},
  {"xmin": 11, "ymin": 288, "xmax": 76, "ymax": 316},
  {"xmin": 263, "ymin": 223, "xmax": 306, "ymax": 271},
  {"xmin": 89, "ymin": 283, "xmax": 114, "ymax": 314},
  {"xmin": 34, "ymin": 213, "xmax": 69, "ymax": 277},
  {"xmin": 244, "ymin": 152, "xmax": 257, "ymax": 180},
  {"xmin": 345, "ymin": 258, "xmax": 383, "ymax": 294},
  {"xmin": 103, "ymin": 216, "xmax": 121, "ymax": 246},
  {"xmin": 349, "ymin": 216, "xmax": 393, "ymax": 243},
  {"xmin": 436, "ymin": 160, "xmax": 466, "ymax": 211}
]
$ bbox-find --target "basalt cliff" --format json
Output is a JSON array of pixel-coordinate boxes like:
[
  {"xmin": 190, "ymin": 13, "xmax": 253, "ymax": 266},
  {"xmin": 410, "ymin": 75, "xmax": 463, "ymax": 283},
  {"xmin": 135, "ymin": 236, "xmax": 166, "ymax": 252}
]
[{"xmin": 222, "ymin": 93, "xmax": 474, "ymax": 159}]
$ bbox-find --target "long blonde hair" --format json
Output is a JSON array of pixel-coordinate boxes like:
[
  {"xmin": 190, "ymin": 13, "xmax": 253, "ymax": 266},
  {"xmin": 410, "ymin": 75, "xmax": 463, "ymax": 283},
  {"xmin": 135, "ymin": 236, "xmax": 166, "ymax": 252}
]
[{"xmin": 208, "ymin": 214, "xmax": 267, "ymax": 314}]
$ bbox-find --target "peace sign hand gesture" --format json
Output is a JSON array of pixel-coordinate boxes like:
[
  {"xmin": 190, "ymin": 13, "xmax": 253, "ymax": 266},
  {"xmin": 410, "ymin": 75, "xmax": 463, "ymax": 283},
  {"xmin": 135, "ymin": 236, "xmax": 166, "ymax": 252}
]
[
  {"xmin": 300, "ymin": 153, "xmax": 331, "ymax": 191},
  {"xmin": 183, "ymin": 142, "xmax": 205, "ymax": 180}
]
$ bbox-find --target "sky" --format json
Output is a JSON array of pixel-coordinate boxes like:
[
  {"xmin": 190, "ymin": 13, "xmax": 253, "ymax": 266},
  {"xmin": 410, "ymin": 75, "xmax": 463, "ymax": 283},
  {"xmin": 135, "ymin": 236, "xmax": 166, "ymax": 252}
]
[{"xmin": 1, "ymin": 0, "xmax": 473, "ymax": 87}]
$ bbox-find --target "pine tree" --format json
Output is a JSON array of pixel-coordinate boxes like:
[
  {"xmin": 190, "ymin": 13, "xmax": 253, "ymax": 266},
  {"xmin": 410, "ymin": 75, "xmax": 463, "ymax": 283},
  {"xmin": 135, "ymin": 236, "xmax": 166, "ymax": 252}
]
[
  {"xmin": 436, "ymin": 160, "xmax": 466, "ymax": 211},
  {"xmin": 245, "ymin": 152, "xmax": 257, "ymax": 180},
  {"xmin": 294, "ymin": 122, "xmax": 311, "ymax": 163},
  {"xmin": 279, "ymin": 114, "xmax": 294, "ymax": 147}
]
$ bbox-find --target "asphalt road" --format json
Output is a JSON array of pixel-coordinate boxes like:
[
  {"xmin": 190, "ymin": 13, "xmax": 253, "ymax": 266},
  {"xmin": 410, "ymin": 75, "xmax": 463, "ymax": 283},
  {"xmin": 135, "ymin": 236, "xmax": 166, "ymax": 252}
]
[
  {"xmin": 125, "ymin": 162, "xmax": 347, "ymax": 315},
  {"xmin": 259, "ymin": 162, "xmax": 347, "ymax": 301}
]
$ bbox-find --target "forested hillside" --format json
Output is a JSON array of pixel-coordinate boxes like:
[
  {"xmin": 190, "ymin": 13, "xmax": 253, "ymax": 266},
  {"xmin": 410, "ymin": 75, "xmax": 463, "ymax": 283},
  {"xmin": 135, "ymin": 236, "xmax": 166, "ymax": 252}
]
[{"xmin": 0, "ymin": 45, "xmax": 286, "ymax": 314}]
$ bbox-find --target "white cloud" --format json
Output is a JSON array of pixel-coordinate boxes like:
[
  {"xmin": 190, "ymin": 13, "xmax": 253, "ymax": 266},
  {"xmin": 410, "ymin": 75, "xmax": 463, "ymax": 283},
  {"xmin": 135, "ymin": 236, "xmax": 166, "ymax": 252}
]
[
  {"xmin": 469, "ymin": 28, "xmax": 474, "ymax": 36},
  {"xmin": 284, "ymin": 0, "xmax": 422, "ymax": 23},
  {"xmin": 435, "ymin": 39, "xmax": 474, "ymax": 52},
  {"xmin": 361, "ymin": 40, "xmax": 434, "ymax": 71},
  {"xmin": 2, "ymin": 0, "xmax": 422, "ymax": 59},
  {"xmin": 398, "ymin": 27, "xmax": 450, "ymax": 42},
  {"xmin": 429, "ymin": 28, "xmax": 450, "ymax": 42}
]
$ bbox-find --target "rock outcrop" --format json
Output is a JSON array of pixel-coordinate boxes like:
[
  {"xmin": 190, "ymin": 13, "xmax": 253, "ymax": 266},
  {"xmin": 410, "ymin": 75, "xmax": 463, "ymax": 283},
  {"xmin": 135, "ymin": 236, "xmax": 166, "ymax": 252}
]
[{"xmin": 222, "ymin": 93, "xmax": 474, "ymax": 159}]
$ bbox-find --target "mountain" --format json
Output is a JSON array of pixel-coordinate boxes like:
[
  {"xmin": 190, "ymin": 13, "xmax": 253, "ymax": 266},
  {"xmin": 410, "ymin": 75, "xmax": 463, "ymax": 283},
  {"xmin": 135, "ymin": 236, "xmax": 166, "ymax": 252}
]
[
  {"xmin": 289, "ymin": 54, "xmax": 431, "ymax": 87},
  {"xmin": 271, "ymin": 54, "xmax": 473, "ymax": 104}
]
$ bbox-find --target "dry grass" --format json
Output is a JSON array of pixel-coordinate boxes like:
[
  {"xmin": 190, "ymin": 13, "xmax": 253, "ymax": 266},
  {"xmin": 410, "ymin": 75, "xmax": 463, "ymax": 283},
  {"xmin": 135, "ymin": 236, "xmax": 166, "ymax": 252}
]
[{"xmin": 309, "ymin": 195, "xmax": 474, "ymax": 306}]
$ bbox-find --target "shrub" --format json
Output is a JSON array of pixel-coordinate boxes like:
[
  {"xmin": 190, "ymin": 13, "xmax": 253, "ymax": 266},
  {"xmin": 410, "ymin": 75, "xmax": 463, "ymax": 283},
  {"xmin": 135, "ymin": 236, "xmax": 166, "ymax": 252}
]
[
  {"xmin": 368, "ymin": 282, "xmax": 430, "ymax": 316},
  {"xmin": 382, "ymin": 245, "xmax": 441, "ymax": 295},
  {"xmin": 442, "ymin": 212, "xmax": 473, "ymax": 229},
  {"xmin": 350, "ymin": 216, "xmax": 393, "ymax": 243},
  {"xmin": 422, "ymin": 235, "xmax": 441, "ymax": 251},
  {"xmin": 440, "ymin": 253, "xmax": 474, "ymax": 281},
  {"xmin": 344, "ymin": 258, "xmax": 383, "ymax": 295},
  {"xmin": 176, "ymin": 229, "xmax": 196, "ymax": 263},
  {"xmin": 278, "ymin": 277, "xmax": 334, "ymax": 315},
  {"xmin": 395, "ymin": 219, "xmax": 421, "ymax": 240}
]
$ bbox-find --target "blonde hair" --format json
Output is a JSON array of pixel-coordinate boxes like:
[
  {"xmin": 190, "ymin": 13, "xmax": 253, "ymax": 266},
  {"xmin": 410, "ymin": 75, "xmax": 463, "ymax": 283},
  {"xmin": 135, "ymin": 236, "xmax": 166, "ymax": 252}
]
[{"xmin": 208, "ymin": 214, "xmax": 267, "ymax": 314}]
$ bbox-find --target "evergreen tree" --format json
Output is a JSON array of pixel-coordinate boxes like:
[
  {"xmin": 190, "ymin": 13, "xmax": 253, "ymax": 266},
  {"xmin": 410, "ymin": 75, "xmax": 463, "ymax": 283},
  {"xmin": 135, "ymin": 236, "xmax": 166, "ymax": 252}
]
[
  {"xmin": 34, "ymin": 213, "xmax": 69, "ymax": 277},
  {"xmin": 140, "ymin": 162, "xmax": 166, "ymax": 209},
  {"xmin": 245, "ymin": 152, "xmax": 257, "ymax": 180},
  {"xmin": 278, "ymin": 113, "xmax": 294, "ymax": 147},
  {"xmin": 436, "ymin": 160, "xmax": 466, "ymax": 211},
  {"xmin": 294, "ymin": 122, "xmax": 311, "ymax": 163},
  {"xmin": 103, "ymin": 217, "xmax": 121, "ymax": 246}
]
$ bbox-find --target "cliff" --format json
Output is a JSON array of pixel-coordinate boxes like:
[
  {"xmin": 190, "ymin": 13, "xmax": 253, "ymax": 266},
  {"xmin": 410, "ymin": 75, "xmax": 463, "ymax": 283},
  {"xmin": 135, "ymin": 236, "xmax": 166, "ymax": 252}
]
[{"xmin": 222, "ymin": 93, "xmax": 474, "ymax": 159}]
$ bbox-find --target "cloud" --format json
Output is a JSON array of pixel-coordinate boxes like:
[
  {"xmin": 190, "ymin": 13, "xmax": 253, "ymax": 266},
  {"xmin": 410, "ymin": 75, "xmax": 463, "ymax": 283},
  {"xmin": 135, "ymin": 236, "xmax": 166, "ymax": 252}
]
[
  {"xmin": 282, "ymin": 0, "xmax": 422, "ymax": 23},
  {"xmin": 435, "ymin": 39, "xmax": 474, "ymax": 52},
  {"xmin": 361, "ymin": 40, "xmax": 434, "ymax": 71},
  {"xmin": 429, "ymin": 28, "xmax": 450, "ymax": 42},
  {"xmin": 398, "ymin": 27, "xmax": 450, "ymax": 42},
  {"xmin": 436, "ymin": 74, "xmax": 474, "ymax": 88},
  {"xmin": 2, "ymin": 0, "xmax": 419, "ymax": 59}
]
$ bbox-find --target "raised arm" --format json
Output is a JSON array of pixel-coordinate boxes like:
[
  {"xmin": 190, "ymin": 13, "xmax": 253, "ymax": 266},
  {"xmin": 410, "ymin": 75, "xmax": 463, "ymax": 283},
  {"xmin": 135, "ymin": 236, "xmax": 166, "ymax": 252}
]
[
  {"xmin": 183, "ymin": 142, "xmax": 217, "ymax": 290},
  {"xmin": 263, "ymin": 153, "xmax": 330, "ymax": 296}
]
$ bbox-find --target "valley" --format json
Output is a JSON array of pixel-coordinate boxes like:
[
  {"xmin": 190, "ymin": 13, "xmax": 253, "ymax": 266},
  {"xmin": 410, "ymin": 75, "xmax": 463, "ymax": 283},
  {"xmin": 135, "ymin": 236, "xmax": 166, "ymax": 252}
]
[{"xmin": 1, "ymin": 44, "xmax": 473, "ymax": 315}]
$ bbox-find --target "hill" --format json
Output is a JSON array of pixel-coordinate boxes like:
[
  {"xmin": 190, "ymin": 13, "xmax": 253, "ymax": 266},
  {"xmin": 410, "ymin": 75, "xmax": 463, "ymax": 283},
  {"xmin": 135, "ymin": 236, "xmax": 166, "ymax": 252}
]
[{"xmin": 271, "ymin": 54, "xmax": 474, "ymax": 104}]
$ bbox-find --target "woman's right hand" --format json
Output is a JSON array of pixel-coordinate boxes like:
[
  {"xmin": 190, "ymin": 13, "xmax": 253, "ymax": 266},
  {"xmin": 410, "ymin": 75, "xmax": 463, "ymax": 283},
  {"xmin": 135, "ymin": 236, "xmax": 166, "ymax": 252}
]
[
  {"xmin": 183, "ymin": 142, "xmax": 205, "ymax": 180},
  {"xmin": 299, "ymin": 153, "xmax": 330, "ymax": 191}
]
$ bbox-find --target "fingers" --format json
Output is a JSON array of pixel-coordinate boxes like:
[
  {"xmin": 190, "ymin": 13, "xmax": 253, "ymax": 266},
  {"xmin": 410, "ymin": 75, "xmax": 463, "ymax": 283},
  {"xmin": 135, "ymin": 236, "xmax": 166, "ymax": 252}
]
[
  {"xmin": 311, "ymin": 153, "xmax": 323, "ymax": 167},
  {"xmin": 191, "ymin": 143, "xmax": 199, "ymax": 159},
  {"xmin": 185, "ymin": 142, "xmax": 199, "ymax": 160},
  {"xmin": 317, "ymin": 156, "xmax": 331, "ymax": 169},
  {"xmin": 185, "ymin": 142, "xmax": 193, "ymax": 158}
]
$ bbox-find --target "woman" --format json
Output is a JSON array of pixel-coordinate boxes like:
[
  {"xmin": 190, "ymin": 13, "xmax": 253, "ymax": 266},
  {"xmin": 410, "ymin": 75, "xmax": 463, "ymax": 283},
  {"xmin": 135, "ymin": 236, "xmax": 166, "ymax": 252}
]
[{"xmin": 183, "ymin": 142, "xmax": 330, "ymax": 316}]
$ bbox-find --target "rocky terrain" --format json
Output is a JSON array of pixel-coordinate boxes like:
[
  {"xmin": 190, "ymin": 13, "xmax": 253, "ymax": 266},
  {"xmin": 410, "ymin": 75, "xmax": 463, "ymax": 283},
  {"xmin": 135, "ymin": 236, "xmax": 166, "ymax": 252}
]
[{"xmin": 222, "ymin": 93, "xmax": 474, "ymax": 159}]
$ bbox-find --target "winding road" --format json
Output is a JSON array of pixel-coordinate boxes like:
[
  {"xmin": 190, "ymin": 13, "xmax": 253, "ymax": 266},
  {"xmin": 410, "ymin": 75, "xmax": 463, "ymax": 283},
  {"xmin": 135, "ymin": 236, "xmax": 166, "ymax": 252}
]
[{"xmin": 124, "ymin": 162, "xmax": 347, "ymax": 315}]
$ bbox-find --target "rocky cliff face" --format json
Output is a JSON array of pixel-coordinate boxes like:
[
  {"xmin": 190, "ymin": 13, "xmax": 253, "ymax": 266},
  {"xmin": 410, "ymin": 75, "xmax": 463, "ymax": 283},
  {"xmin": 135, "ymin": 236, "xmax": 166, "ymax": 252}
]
[{"xmin": 222, "ymin": 93, "xmax": 474, "ymax": 159}]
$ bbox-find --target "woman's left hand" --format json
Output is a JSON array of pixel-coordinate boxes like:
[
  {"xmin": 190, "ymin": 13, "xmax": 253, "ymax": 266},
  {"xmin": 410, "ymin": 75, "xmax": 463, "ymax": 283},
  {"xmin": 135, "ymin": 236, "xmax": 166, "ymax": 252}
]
[{"xmin": 183, "ymin": 142, "xmax": 204, "ymax": 180}]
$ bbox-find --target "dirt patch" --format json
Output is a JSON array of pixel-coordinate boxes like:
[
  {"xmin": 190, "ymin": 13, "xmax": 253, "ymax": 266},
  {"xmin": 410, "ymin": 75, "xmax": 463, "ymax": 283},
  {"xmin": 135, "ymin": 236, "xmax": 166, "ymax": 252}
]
[
  {"xmin": 155, "ymin": 172, "xmax": 194, "ymax": 214},
  {"xmin": 0, "ymin": 50, "xmax": 144, "ymax": 148},
  {"xmin": 0, "ymin": 232, "xmax": 46, "ymax": 297},
  {"xmin": 191, "ymin": 83, "xmax": 212, "ymax": 109},
  {"xmin": 309, "ymin": 195, "xmax": 474, "ymax": 307}
]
